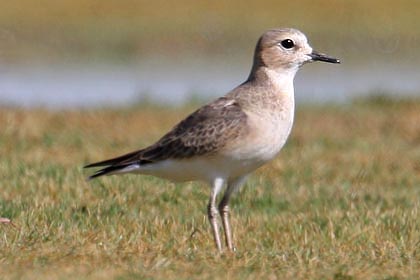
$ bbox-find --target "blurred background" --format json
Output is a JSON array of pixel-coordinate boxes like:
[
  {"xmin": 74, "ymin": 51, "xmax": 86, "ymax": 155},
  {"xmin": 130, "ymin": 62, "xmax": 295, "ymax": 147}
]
[{"xmin": 0, "ymin": 0, "xmax": 419, "ymax": 108}]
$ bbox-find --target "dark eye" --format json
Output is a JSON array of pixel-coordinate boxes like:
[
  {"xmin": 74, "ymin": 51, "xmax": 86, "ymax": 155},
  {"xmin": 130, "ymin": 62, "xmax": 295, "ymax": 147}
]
[{"xmin": 280, "ymin": 39, "xmax": 294, "ymax": 49}]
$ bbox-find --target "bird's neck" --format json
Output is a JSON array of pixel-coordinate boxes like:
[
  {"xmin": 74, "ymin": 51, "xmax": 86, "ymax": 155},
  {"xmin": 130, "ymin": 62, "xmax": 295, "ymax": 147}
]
[{"xmin": 247, "ymin": 66, "xmax": 298, "ymax": 97}]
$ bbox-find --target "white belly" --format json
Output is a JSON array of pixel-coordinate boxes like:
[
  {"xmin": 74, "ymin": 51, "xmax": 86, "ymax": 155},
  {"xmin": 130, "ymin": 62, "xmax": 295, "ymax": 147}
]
[{"xmin": 130, "ymin": 156, "xmax": 258, "ymax": 183}]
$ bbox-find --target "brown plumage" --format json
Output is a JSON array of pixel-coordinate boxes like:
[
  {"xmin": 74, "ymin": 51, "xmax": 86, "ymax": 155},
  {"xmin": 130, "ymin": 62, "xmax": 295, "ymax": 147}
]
[{"xmin": 85, "ymin": 97, "xmax": 248, "ymax": 179}]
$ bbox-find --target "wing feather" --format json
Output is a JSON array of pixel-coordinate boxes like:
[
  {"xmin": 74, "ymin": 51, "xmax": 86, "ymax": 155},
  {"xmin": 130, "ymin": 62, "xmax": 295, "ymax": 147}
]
[{"xmin": 84, "ymin": 97, "xmax": 248, "ymax": 178}]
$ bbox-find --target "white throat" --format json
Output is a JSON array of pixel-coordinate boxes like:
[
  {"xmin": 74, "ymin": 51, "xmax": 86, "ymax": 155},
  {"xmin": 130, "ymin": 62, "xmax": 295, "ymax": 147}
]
[{"xmin": 266, "ymin": 67, "xmax": 298, "ymax": 96}]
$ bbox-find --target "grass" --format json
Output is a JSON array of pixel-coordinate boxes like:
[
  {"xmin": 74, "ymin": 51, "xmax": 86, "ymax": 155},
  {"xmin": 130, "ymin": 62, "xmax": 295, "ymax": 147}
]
[{"xmin": 1, "ymin": 98, "xmax": 420, "ymax": 279}]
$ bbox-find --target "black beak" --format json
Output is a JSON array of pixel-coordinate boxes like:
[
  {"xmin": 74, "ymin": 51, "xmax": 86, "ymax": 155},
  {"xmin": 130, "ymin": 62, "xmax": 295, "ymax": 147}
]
[{"xmin": 309, "ymin": 51, "xmax": 340, "ymax": 64}]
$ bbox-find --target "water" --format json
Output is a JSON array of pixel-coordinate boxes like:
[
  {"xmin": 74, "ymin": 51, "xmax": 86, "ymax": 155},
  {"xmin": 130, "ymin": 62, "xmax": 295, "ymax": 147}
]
[{"xmin": 0, "ymin": 59, "xmax": 419, "ymax": 109}]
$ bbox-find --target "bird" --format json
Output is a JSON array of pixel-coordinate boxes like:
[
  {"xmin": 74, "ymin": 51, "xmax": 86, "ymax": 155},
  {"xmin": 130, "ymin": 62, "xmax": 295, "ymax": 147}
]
[{"xmin": 84, "ymin": 28, "xmax": 340, "ymax": 252}]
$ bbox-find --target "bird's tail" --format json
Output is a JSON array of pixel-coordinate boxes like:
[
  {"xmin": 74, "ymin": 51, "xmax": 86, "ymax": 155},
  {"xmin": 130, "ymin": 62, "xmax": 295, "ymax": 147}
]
[
  {"xmin": 85, "ymin": 164, "xmax": 132, "ymax": 180},
  {"xmin": 84, "ymin": 150, "xmax": 141, "ymax": 180}
]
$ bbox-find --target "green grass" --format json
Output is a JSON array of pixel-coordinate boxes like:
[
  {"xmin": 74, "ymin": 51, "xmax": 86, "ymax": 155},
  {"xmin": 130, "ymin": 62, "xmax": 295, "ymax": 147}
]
[{"xmin": 1, "ymin": 98, "xmax": 420, "ymax": 279}]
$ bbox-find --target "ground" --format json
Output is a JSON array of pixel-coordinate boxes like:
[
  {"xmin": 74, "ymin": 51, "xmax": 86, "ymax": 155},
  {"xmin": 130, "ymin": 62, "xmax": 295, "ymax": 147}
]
[{"xmin": 1, "ymin": 97, "xmax": 420, "ymax": 279}]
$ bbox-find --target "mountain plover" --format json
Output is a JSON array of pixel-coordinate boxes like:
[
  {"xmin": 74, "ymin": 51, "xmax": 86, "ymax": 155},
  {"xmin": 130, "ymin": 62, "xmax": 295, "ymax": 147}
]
[{"xmin": 85, "ymin": 28, "xmax": 340, "ymax": 252}]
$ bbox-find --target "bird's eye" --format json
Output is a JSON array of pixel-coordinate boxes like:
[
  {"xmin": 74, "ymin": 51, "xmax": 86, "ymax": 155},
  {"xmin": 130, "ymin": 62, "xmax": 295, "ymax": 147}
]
[{"xmin": 280, "ymin": 39, "xmax": 294, "ymax": 49}]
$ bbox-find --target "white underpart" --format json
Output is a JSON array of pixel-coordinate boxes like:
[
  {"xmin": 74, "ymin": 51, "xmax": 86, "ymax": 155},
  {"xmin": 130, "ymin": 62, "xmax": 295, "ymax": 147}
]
[{"xmin": 117, "ymin": 156, "xmax": 255, "ymax": 184}]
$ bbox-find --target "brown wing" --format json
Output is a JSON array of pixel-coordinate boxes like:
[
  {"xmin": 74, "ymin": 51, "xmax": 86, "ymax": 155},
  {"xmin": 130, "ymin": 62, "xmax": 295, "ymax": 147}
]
[
  {"xmin": 140, "ymin": 97, "xmax": 247, "ymax": 161},
  {"xmin": 84, "ymin": 97, "xmax": 248, "ymax": 178}
]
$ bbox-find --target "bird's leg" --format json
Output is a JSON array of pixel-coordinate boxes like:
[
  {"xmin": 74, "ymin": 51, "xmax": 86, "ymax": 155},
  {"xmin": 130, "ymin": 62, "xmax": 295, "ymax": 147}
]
[
  {"xmin": 218, "ymin": 195, "xmax": 234, "ymax": 251},
  {"xmin": 208, "ymin": 199, "xmax": 222, "ymax": 251},
  {"xmin": 208, "ymin": 178, "xmax": 224, "ymax": 252},
  {"xmin": 218, "ymin": 176, "xmax": 247, "ymax": 252}
]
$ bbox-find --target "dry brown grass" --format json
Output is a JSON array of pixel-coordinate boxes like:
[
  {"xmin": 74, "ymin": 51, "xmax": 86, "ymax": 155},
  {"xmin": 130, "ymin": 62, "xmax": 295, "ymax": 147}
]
[{"xmin": 1, "ymin": 98, "xmax": 420, "ymax": 279}]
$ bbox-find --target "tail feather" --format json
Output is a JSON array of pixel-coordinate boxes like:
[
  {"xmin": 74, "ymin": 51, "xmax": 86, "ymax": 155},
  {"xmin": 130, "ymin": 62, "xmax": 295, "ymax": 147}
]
[
  {"xmin": 84, "ymin": 150, "xmax": 150, "ymax": 180},
  {"xmin": 84, "ymin": 150, "xmax": 140, "ymax": 168},
  {"xmin": 87, "ymin": 164, "xmax": 131, "ymax": 180}
]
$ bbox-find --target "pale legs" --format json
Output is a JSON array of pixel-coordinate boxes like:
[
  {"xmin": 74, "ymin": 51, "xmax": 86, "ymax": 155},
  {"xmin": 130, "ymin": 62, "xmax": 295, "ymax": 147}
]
[
  {"xmin": 208, "ymin": 176, "xmax": 247, "ymax": 252},
  {"xmin": 208, "ymin": 178, "xmax": 224, "ymax": 251}
]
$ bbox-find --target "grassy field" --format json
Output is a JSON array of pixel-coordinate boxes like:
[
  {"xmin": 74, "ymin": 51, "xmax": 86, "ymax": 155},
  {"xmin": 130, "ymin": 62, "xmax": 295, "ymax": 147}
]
[{"xmin": 1, "ymin": 97, "xmax": 420, "ymax": 279}]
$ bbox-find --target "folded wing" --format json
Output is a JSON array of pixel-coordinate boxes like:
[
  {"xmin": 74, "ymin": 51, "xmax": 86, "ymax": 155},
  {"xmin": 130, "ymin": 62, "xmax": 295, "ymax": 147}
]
[{"xmin": 84, "ymin": 97, "xmax": 248, "ymax": 179}]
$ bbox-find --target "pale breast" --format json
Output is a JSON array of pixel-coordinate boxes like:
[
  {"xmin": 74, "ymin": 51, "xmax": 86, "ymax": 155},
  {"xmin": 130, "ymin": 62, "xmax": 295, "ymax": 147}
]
[{"xmin": 222, "ymin": 96, "xmax": 295, "ymax": 164}]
